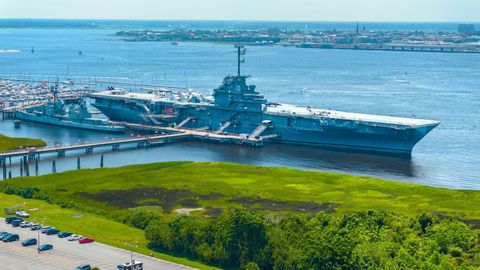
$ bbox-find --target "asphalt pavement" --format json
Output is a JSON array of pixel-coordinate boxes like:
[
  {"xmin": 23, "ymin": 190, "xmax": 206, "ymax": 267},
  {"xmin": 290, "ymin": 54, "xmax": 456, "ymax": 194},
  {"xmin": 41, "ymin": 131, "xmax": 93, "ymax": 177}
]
[{"xmin": 0, "ymin": 218, "xmax": 195, "ymax": 270}]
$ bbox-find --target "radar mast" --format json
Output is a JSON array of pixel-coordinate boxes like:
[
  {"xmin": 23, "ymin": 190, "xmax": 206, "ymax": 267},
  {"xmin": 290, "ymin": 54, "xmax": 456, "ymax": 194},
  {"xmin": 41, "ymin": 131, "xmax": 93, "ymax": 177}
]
[{"xmin": 235, "ymin": 44, "xmax": 246, "ymax": 77}]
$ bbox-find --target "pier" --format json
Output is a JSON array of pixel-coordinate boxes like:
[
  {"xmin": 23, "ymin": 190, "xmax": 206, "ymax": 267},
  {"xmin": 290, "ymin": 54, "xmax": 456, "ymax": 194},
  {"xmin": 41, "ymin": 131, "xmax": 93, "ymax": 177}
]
[
  {"xmin": 0, "ymin": 132, "xmax": 190, "ymax": 160},
  {"xmin": 0, "ymin": 121, "xmax": 277, "ymax": 163},
  {"xmin": 122, "ymin": 122, "xmax": 278, "ymax": 146}
]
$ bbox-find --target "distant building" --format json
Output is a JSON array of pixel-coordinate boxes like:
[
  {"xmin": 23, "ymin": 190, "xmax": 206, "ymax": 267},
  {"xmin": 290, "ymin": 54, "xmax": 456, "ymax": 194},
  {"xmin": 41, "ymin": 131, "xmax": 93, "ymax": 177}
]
[{"xmin": 458, "ymin": 24, "xmax": 475, "ymax": 34}]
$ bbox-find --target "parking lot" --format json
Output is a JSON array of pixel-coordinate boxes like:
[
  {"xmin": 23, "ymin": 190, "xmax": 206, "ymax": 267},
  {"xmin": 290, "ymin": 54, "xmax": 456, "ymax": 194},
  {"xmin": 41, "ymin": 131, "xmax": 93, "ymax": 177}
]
[{"xmin": 0, "ymin": 218, "xmax": 195, "ymax": 270}]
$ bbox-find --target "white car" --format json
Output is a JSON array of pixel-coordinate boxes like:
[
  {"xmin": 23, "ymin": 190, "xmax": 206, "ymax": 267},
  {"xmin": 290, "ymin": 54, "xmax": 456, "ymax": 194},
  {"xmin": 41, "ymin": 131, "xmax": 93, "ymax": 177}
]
[
  {"xmin": 20, "ymin": 221, "xmax": 32, "ymax": 228},
  {"xmin": 40, "ymin": 226, "xmax": 53, "ymax": 233},
  {"xmin": 68, "ymin": 234, "xmax": 82, "ymax": 241},
  {"xmin": 15, "ymin": 211, "xmax": 29, "ymax": 218}
]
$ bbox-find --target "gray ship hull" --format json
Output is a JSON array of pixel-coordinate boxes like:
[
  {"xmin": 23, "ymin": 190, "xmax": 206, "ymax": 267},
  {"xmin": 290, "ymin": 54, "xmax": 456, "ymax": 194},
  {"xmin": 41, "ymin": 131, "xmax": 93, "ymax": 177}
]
[
  {"xmin": 271, "ymin": 125, "xmax": 436, "ymax": 155},
  {"xmin": 15, "ymin": 111, "xmax": 125, "ymax": 133},
  {"xmin": 92, "ymin": 101, "xmax": 437, "ymax": 155}
]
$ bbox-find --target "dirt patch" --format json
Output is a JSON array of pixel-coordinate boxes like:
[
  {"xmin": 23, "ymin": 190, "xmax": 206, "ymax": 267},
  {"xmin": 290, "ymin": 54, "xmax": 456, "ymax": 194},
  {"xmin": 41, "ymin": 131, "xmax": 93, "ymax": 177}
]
[
  {"xmin": 77, "ymin": 187, "xmax": 194, "ymax": 213},
  {"xmin": 180, "ymin": 198, "xmax": 200, "ymax": 208},
  {"xmin": 174, "ymin": 207, "xmax": 205, "ymax": 215},
  {"xmin": 460, "ymin": 219, "xmax": 480, "ymax": 229},
  {"xmin": 228, "ymin": 197, "xmax": 338, "ymax": 213},
  {"xmin": 204, "ymin": 207, "xmax": 223, "ymax": 217},
  {"xmin": 197, "ymin": 192, "xmax": 224, "ymax": 200}
]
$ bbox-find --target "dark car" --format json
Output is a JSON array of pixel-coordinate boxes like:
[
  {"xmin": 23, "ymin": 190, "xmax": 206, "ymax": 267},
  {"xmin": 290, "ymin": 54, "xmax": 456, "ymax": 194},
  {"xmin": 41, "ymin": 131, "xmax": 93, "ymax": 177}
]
[
  {"xmin": 38, "ymin": 244, "xmax": 53, "ymax": 251},
  {"xmin": 3, "ymin": 233, "xmax": 19, "ymax": 242},
  {"xmin": 11, "ymin": 219, "xmax": 22, "ymax": 227},
  {"xmin": 22, "ymin": 238, "xmax": 37, "ymax": 246},
  {"xmin": 45, "ymin": 228, "xmax": 60, "ymax": 235},
  {"xmin": 58, "ymin": 231, "xmax": 72, "ymax": 238},
  {"xmin": 75, "ymin": 264, "xmax": 92, "ymax": 270},
  {"xmin": 0, "ymin": 232, "xmax": 11, "ymax": 240},
  {"xmin": 5, "ymin": 216, "xmax": 20, "ymax": 224}
]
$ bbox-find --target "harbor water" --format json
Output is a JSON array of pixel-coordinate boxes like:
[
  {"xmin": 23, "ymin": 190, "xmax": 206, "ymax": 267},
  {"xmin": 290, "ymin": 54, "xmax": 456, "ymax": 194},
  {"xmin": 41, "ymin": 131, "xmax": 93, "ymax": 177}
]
[{"xmin": 0, "ymin": 25, "xmax": 479, "ymax": 189}]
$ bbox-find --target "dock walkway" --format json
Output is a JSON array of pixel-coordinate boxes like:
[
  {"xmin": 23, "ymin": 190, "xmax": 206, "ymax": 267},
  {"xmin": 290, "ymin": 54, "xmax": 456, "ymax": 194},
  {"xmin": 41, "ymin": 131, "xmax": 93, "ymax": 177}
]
[
  {"xmin": 0, "ymin": 122, "xmax": 277, "ymax": 162},
  {"xmin": 0, "ymin": 132, "xmax": 190, "ymax": 160},
  {"xmin": 122, "ymin": 122, "xmax": 274, "ymax": 146}
]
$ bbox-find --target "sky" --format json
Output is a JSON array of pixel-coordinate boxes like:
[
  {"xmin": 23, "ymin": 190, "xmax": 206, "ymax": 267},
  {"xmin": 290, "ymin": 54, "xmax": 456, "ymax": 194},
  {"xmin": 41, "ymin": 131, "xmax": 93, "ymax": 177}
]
[{"xmin": 0, "ymin": 0, "xmax": 479, "ymax": 22}]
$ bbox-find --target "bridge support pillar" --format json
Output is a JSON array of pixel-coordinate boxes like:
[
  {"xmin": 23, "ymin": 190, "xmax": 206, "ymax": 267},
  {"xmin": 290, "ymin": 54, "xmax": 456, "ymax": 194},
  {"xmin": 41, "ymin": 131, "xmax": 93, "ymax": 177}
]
[
  {"xmin": 112, "ymin": 144, "xmax": 120, "ymax": 151},
  {"xmin": 85, "ymin": 147, "xmax": 94, "ymax": 154},
  {"xmin": 57, "ymin": 150, "xmax": 66, "ymax": 157},
  {"xmin": 137, "ymin": 142, "xmax": 148, "ymax": 148}
]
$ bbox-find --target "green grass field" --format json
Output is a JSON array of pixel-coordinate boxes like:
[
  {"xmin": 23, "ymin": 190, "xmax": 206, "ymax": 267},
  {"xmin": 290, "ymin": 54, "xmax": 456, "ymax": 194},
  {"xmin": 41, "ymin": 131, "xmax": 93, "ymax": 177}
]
[
  {"xmin": 0, "ymin": 134, "xmax": 46, "ymax": 152},
  {"xmin": 4, "ymin": 161, "xmax": 480, "ymax": 222},
  {"xmin": 0, "ymin": 192, "xmax": 218, "ymax": 270}
]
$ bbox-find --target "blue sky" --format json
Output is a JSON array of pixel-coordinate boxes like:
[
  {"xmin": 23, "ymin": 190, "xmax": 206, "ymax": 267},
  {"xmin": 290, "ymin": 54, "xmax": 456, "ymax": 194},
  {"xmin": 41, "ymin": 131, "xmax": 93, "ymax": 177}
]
[{"xmin": 1, "ymin": 0, "xmax": 479, "ymax": 22}]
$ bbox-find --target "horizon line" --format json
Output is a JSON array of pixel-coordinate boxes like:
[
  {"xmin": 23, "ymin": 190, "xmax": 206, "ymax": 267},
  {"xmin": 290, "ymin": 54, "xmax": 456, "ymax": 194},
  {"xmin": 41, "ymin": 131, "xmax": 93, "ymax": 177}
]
[{"xmin": 0, "ymin": 18, "xmax": 479, "ymax": 24}]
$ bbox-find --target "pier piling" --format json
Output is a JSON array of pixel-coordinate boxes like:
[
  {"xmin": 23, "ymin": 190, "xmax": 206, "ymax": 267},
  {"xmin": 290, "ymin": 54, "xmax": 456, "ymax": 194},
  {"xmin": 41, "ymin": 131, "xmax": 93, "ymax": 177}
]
[
  {"xmin": 77, "ymin": 157, "xmax": 81, "ymax": 170},
  {"xmin": 2, "ymin": 160, "xmax": 6, "ymax": 180},
  {"xmin": 100, "ymin": 154, "xmax": 104, "ymax": 168},
  {"xmin": 35, "ymin": 157, "xmax": 39, "ymax": 176},
  {"xmin": 24, "ymin": 156, "xmax": 30, "ymax": 177},
  {"xmin": 52, "ymin": 160, "xmax": 56, "ymax": 174},
  {"xmin": 58, "ymin": 150, "xmax": 66, "ymax": 157}
]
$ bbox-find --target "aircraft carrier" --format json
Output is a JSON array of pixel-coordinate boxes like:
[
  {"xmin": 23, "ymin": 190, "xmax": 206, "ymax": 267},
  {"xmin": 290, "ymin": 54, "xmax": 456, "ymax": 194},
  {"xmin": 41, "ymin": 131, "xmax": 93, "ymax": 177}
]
[{"xmin": 89, "ymin": 45, "xmax": 440, "ymax": 155}]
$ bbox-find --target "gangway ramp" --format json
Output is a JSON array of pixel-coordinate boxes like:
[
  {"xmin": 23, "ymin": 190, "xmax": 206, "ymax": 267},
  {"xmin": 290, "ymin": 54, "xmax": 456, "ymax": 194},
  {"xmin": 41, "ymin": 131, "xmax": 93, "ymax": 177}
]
[
  {"xmin": 216, "ymin": 121, "xmax": 231, "ymax": 133},
  {"xmin": 248, "ymin": 124, "xmax": 268, "ymax": 139},
  {"xmin": 177, "ymin": 116, "xmax": 193, "ymax": 128}
]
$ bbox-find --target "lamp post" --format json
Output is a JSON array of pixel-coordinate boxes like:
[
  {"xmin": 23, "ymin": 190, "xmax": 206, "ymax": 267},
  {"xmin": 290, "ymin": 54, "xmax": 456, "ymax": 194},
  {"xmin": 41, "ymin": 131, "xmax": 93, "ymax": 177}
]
[
  {"xmin": 37, "ymin": 217, "xmax": 46, "ymax": 254},
  {"xmin": 124, "ymin": 241, "xmax": 139, "ymax": 264}
]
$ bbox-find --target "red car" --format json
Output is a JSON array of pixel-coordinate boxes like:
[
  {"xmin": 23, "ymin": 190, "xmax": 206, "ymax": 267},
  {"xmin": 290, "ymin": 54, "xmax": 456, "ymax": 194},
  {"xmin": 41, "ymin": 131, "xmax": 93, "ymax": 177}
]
[{"xmin": 78, "ymin": 237, "xmax": 94, "ymax": 244}]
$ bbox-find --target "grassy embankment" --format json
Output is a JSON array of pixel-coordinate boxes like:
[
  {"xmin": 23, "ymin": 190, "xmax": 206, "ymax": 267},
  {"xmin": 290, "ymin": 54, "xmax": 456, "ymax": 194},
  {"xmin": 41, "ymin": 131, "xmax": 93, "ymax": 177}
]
[
  {"xmin": 1, "ymin": 161, "xmax": 480, "ymax": 269},
  {"xmin": 0, "ymin": 134, "xmax": 46, "ymax": 152},
  {"xmin": 4, "ymin": 161, "xmax": 480, "ymax": 221}
]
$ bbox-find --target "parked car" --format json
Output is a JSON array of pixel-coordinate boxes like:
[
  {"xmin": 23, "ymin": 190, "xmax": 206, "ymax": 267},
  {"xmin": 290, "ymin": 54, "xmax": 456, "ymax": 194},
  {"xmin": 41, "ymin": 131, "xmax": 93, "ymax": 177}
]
[
  {"xmin": 40, "ymin": 226, "xmax": 53, "ymax": 233},
  {"xmin": 22, "ymin": 238, "xmax": 37, "ymax": 246},
  {"xmin": 38, "ymin": 244, "xmax": 53, "ymax": 251},
  {"xmin": 30, "ymin": 224, "xmax": 42, "ymax": 231},
  {"xmin": 58, "ymin": 231, "xmax": 72, "ymax": 238},
  {"xmin": 5, "ymin": 216, "xmax": 21, "ymax": 224},
  {"xmin": 45, "ymin": 228, "xmax": 60, "ymax": 235},
  {"xmin": 75, "ymin": 264, "xmax": 92, "ymax": 270},
  {"xmin": 117, "ymin": 260, "xmax": 143, "ymax": 270},
  {"xmin": 78, "ymin": 237, "xmax": 94, "ymax": 244},
  {"xmin": 20, "ymin": 221, "xmax": 32, "ymax": 228},
  {"xmin": 0, "ymin": 232, "xmax": 11, "ymax": 240},
  {"xmin": 16, "ymin": 211, "xmax": 29, "ymax": 218},
  {"xmin": 3, "ymin": 233, "xmax": 19, "ymax": 242},
  {"xmin": 68, "ymin": 234, "xmax": 82, "ymax": 241},
  {"xmin": 11, "ymin": 219, "xmax": 22, "ymax": 227}
]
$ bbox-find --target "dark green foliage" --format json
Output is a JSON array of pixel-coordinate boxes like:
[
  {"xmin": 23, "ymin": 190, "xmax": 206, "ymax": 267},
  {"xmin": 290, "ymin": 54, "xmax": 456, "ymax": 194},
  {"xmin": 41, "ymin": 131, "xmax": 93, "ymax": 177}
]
[
  {"xmin": 146, "ymin": 210, "xmax": 480, "ymax": 269},
  {"xmin": 122, "ymin": 209, "xmax": 165, "ymax": 230}
]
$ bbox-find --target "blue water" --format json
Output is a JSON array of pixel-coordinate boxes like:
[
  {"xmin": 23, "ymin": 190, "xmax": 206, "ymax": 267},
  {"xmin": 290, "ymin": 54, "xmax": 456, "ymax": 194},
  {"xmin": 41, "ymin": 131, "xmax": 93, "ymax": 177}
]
[{"xmin": 0, "ymin": 24, "xmax": 479, "ymax": 190}]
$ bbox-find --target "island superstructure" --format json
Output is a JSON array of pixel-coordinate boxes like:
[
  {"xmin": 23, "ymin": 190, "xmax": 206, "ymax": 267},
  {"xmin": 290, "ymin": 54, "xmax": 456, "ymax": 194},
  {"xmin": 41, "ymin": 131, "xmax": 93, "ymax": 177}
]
[{"xmin": 89, "ymin": 45, "xmax": 439, "ymax": 155}]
